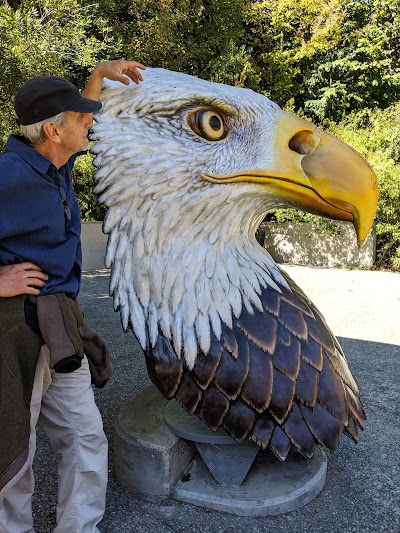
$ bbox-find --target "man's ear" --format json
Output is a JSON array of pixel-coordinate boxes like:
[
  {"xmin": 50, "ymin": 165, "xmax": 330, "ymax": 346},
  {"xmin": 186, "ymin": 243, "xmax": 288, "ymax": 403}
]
[{"xmin": 42, "ymin": 121, "xmax": 62, "ymax": 143}]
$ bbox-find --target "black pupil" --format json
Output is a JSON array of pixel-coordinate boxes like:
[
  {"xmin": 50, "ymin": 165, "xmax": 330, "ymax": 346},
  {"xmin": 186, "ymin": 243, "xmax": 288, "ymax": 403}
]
[{"xmin": 210, "ymin": 115, "xmax": 221, "ymax": 131}]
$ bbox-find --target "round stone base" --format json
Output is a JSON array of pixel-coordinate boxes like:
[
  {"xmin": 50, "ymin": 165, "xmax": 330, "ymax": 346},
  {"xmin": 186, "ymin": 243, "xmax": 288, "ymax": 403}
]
[{"xmin": 174, "ymin": 447, "xmax": 327, "ymax": 516}]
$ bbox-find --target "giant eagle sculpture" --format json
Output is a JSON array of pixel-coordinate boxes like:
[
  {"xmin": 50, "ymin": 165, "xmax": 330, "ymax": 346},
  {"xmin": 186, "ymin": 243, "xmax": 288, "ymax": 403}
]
[{"xmin": 90, "ymin": 68, "xmax": 378, "ymax": 461}]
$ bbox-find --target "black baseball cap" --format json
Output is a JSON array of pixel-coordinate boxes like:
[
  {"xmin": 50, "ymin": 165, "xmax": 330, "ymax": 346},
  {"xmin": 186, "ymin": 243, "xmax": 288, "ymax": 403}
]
[{"xmin": 15, "ymin": 75, "xmax": 102, "ymax": 126}]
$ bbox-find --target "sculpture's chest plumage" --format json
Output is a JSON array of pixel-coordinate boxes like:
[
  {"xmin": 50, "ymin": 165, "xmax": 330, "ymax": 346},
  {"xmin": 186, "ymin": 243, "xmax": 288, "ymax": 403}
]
[{"xmin": 144, "ymin": 270, "xmax": 364, "ymax": 460}]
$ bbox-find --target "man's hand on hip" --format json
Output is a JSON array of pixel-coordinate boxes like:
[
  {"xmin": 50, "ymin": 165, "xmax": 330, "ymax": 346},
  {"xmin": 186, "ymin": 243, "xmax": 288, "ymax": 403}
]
[{"xmin": 0, "ymin": 263, "xmax": 48, "ymax": 297}]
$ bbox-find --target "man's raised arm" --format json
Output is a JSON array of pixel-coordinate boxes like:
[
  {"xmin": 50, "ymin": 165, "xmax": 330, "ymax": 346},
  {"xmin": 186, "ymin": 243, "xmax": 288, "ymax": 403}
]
[{"xmin": 82, "ymin": 59, "xmax": 146, "ymax": 101}]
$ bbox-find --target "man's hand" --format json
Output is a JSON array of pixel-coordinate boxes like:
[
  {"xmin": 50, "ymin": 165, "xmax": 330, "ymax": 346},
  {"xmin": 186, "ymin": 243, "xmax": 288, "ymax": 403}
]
[
  {"xmin": 0, "ymin": 263, "xmax": 48, "ymax": 297},
  {"xmin": 95, "ymin": 59, "xmax": 146, "ymax": 85},
  {"xmin": 82, "ymin": 59, "xmax": 147, "ymax": 101}
]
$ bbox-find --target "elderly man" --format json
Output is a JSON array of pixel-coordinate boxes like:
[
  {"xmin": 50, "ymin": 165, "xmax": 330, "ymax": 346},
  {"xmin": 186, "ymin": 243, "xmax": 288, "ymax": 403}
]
[{"xmin": 0, "ymin": 59, "xmax": 145, "ymax": 533}]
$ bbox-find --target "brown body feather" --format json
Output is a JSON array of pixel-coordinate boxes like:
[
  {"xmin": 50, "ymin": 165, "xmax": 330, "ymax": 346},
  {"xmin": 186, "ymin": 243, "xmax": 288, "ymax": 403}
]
[{"xmin": 145, "ymin": 269, "xmax": 365, "ymax": 460}]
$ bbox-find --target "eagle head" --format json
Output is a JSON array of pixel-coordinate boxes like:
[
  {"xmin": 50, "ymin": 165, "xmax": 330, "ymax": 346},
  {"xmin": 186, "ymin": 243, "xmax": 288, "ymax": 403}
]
[{"xmin": 90, "ymin": 68, "xmax": 377, "ymax": 460}]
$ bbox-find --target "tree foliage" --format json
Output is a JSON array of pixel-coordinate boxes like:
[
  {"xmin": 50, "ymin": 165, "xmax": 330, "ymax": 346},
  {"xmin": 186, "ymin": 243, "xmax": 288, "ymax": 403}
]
[
  {"xmin": 244, "ymin": 0, "xmax": 400, "ymax": 122},
  {"xmin": 2, "ymin": 0, "xmax": 398, "ymax": 127},
  {"xmin": 82, "ymin": 0, "xmax": 259, "ymax": 87},
  {"xmin": 0, "ymin": 0, "xmax": 118, "ymax": 147}
]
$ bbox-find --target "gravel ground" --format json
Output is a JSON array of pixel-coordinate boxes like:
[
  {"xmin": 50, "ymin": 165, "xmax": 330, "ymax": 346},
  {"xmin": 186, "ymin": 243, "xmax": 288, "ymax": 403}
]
[{"xmin": 31, "ymin": 266, "xmax": 400, "ymax": 533}]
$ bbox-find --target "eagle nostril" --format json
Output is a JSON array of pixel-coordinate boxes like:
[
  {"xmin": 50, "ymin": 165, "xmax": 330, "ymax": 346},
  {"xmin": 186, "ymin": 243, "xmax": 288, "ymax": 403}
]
[{"xmin": 289, "ymin": 130, "xmax": 320, "ymax": 155}]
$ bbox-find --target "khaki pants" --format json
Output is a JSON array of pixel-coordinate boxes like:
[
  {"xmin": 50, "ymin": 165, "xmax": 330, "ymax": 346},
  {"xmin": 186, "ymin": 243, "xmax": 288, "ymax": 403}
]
[{"xmin": 0, "ymin": 346, "xmax": 108, "ymax": 533}]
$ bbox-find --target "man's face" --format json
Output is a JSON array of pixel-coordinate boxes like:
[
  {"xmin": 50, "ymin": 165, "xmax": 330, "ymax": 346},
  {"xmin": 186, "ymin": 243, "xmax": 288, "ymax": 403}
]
[{"xmin": 57, "ymin": 110, "xmax": 94, "ymax": 155}]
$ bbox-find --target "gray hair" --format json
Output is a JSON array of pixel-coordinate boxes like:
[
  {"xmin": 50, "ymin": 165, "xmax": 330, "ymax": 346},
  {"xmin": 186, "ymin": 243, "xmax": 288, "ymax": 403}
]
[{"xmin": 20, "ymin": 111, "xmax": 67, "ymax": 145}]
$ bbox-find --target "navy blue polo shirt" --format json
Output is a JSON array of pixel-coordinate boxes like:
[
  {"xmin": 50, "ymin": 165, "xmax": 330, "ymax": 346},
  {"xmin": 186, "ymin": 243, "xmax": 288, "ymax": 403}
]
[{"xmin": 0, "ymin": 135, "xmax": 82, "ymax": 297}]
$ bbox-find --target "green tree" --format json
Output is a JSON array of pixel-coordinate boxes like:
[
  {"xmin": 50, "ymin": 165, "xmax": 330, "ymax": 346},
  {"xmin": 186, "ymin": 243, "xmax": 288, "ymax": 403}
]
[
  {"xmin": 244, "ymin": 0, "xmax": 400, "ymax": 122},
  {"xmin": 244, "ymin": 0, "xmax": 346, "ymax": 107},
  {"xmin": 0, "ymin": 0, "xmax": 118, "ymax": 148},
  {"xmin": 84, "ymin": 0, "xmax": 256, "ymax": 86},
  {"xmin": 304, "ymin": 0, "xmax": 400, "ymax": 121}
]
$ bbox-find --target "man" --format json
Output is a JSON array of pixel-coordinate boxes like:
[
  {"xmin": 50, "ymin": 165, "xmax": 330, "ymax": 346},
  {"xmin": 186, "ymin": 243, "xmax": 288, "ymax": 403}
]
[{"xmin": 0, "ymin": 59, "xmax": 146, "ymax": 533}]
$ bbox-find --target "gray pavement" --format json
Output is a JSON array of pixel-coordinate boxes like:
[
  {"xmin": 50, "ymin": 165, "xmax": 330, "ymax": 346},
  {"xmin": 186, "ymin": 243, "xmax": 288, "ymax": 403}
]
[{"xmin": 32, "ymin": 266, "xmax": 400, "ymax": 532}]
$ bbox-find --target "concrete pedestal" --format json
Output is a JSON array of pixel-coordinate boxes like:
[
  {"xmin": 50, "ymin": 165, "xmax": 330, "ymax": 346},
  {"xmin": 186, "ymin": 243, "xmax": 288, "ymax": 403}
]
[
  {"xmin": 114, "ymin": 387, "xmax": 327, "ymax": 514},
  {"xmin": 174, "ymin": 447, "xmax": 327, "ymax": 516},
  {"xmin": 114, "ymin": 386, "xmax": 196, "ymax": 502},
  {"xmin": 163, "ymin": 399, "xmax": 259, "ymax": 486},
  {"xmin": 163, "ymin": 399, "xmax": 328, "ymax": 515}
]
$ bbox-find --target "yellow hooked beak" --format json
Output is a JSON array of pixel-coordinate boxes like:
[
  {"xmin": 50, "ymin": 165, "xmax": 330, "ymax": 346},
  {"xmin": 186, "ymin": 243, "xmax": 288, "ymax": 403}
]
[{"xmin": 203, "ymin": 111, "xmax": 378, "ymax": 245}]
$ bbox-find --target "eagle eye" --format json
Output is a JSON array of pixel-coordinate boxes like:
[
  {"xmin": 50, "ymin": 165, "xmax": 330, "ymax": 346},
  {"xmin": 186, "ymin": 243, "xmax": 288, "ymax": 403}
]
[{"xmin": 188, "ymin": 109, "xmax": 228, "ymax": 141}]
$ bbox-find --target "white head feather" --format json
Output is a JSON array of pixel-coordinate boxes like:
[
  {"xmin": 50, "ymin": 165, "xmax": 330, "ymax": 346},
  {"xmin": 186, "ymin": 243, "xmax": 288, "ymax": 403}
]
[{"xmin": 91, "ymin": 68, "xmax": 291, "ymax": 369}]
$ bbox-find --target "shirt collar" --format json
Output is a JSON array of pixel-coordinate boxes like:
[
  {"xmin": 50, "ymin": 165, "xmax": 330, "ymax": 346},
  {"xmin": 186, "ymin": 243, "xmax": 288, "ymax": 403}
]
[{"xmin": 6, "ymin": 134, "xmax": 54, "ymax": 175}]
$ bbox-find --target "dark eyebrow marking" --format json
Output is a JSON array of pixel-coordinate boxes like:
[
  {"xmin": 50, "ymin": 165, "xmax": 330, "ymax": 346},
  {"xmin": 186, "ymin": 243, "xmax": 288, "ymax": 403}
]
[
  {"xmin": 139, "ymin": 95, "xmax": 239, "ymax": 119},
  {"xmin": 182, "ymin": 97, "xmax": 238, "ymax": 118}
]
